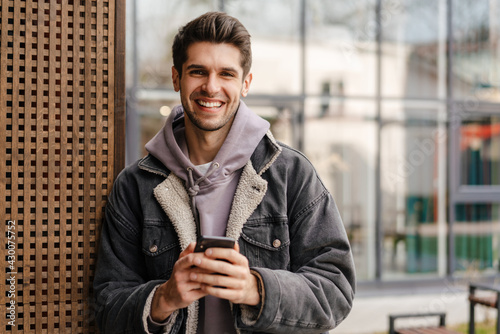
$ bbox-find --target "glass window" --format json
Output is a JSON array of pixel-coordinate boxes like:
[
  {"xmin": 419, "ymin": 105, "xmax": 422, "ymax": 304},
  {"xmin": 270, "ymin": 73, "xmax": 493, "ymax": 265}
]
[
  {"xmin": 452, "ymin": 0, "xmax": 500, "ymax": 103},
  {"xmin": 381, "ymin": 102, "xmax": 448, "ymax": 279},
  {"xmin": 382, "ymin": 0, "xmax": 448, "ymax": 99},
  {"xmin": 225, "ymin": 0, "xmax": 302, "ymax": 95},
  {"xmin": 306, "ymin": 0, "xmax": 377, "ymax": 97},
  {"xmin": 244, "ymin": 100, "xmax": 298, "ymax": 147},
  {"xmin": 126, "ymin": 0, "xmax": 500, "ymax": 283},
  {"xmin": 460, "ymin": 115, "xmax": 500, "ymax": 186},
  {"xmin": 130, "ymin": 0, "xmax": 217, "ymax": 90},
  {"xmin": 304, "ymin": 98, "xmax": 377, "ymax": 280},
  {"xmin": 454, "ymin": 203, "xmax": 500, "ymax": 274}
]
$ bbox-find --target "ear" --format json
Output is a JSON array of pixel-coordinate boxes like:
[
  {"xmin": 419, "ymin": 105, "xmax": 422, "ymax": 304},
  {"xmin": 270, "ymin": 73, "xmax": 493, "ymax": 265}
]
[
  {"xmin": 172, "ymin": 66, "xmax": 180, "ymax": 92},
  {"xmin": 241, "ymin": 72, "xmax": 252, "ymax": 97}
]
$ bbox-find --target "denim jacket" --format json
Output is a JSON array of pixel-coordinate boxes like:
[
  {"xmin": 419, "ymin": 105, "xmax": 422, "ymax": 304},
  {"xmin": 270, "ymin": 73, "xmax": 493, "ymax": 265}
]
[{"xmin": 93, "ymin": 132, "xmax": 356, "ymax": 334}]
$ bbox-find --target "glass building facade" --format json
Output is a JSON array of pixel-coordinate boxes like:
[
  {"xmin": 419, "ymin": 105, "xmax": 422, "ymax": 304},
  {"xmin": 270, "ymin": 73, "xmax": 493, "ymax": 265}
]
[{"xmin": 126, "ymin": 0, "xmax": 500, "ymax": 284}]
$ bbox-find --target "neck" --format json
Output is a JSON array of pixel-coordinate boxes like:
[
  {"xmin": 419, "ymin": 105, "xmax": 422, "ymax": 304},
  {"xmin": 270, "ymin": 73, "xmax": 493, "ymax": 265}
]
[{"xmin": 185, "ymin": 123, "xmax": 231, "ymax": 165}]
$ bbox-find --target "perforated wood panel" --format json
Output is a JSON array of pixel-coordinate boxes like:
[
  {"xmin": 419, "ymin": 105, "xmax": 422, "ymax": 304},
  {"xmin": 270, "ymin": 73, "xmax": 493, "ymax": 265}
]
[{"xmin": 1, "ymin": 0, "xmax": 125, "ymax": 332}]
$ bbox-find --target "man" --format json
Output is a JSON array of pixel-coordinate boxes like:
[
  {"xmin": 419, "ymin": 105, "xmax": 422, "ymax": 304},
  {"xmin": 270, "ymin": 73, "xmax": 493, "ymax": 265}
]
[{"xmin": 94, "ymin": 11, "xmax": 355, "ymax": 334}]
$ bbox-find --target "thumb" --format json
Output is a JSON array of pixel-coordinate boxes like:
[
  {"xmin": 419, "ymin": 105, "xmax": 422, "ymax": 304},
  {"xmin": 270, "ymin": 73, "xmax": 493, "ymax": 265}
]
[{"xmin": 180, "ymin": 242, "xmax": 196, "ymax": 258}]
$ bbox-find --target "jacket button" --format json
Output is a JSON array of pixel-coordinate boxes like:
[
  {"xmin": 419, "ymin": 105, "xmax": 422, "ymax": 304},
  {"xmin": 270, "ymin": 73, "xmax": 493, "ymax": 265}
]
[
  {"xmin": 272, "ymin": 239, "xmax": 281, "ymax": 248},
  {"xmin": 149, "ymin": 245, "xmax": 158, "ymax": 253}
]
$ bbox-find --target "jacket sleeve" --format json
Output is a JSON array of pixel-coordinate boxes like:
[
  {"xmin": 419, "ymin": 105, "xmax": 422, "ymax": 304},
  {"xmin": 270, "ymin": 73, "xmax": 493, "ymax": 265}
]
[
  {"xmin": 93, "ymin": 168, "xmax": 183, "ymax": 334},
  {"xmin": 235, "ymin": 150, "xmax": 356, "ymax": 333}
]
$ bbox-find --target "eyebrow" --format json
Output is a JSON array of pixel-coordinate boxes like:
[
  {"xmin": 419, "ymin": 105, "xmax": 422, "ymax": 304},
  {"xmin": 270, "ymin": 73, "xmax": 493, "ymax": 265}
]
[{"xmin": 186, "ymin": 64, "xmax": 205, "ymax": 70}]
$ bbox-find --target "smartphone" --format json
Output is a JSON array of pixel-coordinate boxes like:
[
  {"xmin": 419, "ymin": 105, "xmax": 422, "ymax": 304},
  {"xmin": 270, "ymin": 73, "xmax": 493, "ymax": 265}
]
[{"xmin": 194, "ymin": 236, "xmax": 236, "ymax": 252}]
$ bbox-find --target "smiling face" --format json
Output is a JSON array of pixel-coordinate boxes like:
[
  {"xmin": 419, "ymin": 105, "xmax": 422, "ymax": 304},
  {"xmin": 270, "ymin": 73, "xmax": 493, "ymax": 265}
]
[{"xmin": 172, "ymin": 42, "xmax": 252, "ymax": 135}]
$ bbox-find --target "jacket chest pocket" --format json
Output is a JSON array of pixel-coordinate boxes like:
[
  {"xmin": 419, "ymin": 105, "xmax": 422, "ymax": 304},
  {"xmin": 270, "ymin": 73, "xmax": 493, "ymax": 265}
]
[
  {"xmin": 142, "ymin": 222, "xmax": 180, "ymax": 280},
  {"xmin": 240, "ymin": 219, "xmax": 290, "ymax": 270}
]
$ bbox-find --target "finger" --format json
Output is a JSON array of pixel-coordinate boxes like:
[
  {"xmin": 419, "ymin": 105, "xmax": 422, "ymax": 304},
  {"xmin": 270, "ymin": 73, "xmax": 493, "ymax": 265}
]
[
  {"xmin": 174, "ymin": 252, "xmax": 208, "ymax": 272},
  {"xmin": 205, "ymin": 247, "xmax": 241, "ymax": 263},
  {"xmin": 205, "ymin": 248, "xmax": 248, "ymax": 268},
  {"xmin": 189, "ymin": 271, "xmax": 236, "ymax": 287},
  {"xmin": 193, "ymin": 256, "xmax": 237, "ymax": 277},
  {"xmin": 179, "ymin": 280, "xmax": 210, "ymax": 293},
  {"xmin": 179, "ymin": 242, "xmax": 196, "ymax": 258}
]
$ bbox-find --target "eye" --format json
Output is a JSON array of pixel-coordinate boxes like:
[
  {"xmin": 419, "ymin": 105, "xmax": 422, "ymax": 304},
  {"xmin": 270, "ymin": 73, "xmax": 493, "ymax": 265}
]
[
  {"xmin": 221, "ymin": 72, "xmax": 235, "ymax": 78},
  {"xmin": 189, "ymin": 70, "xmax": 205, "ymax": 76}
]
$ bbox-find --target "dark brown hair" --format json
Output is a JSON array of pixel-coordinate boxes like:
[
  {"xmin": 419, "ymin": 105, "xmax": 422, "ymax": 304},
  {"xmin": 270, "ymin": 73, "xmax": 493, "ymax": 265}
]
[{"xmin": 172, "ymin": 12, "xmax": 252, "ymax": 78}]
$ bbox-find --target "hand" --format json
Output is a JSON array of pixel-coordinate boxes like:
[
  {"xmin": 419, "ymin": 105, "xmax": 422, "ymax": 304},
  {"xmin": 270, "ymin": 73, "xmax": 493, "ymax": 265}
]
[
  {"xmin": 150, "ymin": 242, "xmax": 210, "ymax": 322},
  {"xmin": 189, "ymin": 243, "xmax": 261, "ymax": 306}
]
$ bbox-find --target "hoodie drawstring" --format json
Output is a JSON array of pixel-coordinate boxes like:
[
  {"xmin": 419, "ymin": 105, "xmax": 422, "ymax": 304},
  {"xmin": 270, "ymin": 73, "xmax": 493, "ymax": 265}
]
[{"xmin": 187, "ymin": 162, "xmax": 220, "ymax": 237}]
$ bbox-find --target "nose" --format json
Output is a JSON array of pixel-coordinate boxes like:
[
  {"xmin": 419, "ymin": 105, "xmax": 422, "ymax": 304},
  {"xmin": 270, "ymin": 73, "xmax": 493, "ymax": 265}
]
[{"xmin": 202, "ymin": 74, "xmax": 220, "ymax": 95}]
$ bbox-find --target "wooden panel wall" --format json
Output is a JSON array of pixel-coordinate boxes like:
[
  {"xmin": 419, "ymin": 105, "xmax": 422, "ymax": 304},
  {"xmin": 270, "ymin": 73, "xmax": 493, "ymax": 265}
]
[{"xmin": 0, "ymin": 0, "xmax": 125, "ymax": 332}]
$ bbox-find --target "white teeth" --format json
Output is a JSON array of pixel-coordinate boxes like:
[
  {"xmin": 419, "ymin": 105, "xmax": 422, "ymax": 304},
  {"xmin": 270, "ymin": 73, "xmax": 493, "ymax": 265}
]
[{"xmin": 198, "ymin": 100, "xmax": 222, "ymax": 108}]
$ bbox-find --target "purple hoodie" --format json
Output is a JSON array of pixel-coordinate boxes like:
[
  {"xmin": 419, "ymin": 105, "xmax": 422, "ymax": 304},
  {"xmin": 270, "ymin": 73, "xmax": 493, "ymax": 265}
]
[{"xmin": 145, "ymin": 101, "xmax": 269, "ymax": 334}]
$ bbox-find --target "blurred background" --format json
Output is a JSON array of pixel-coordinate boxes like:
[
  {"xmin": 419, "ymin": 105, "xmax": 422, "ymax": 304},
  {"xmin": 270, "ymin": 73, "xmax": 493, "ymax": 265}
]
[{"xmin": 124, "ymin": 0, "xmax": 500, "ymax": 331}]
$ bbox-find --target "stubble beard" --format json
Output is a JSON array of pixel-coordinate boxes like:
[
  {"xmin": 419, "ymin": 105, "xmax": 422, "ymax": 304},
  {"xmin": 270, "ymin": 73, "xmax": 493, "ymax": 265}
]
[{"xmin": 181, "ymin": 93, "xmax": 240, "ymax": 132}]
